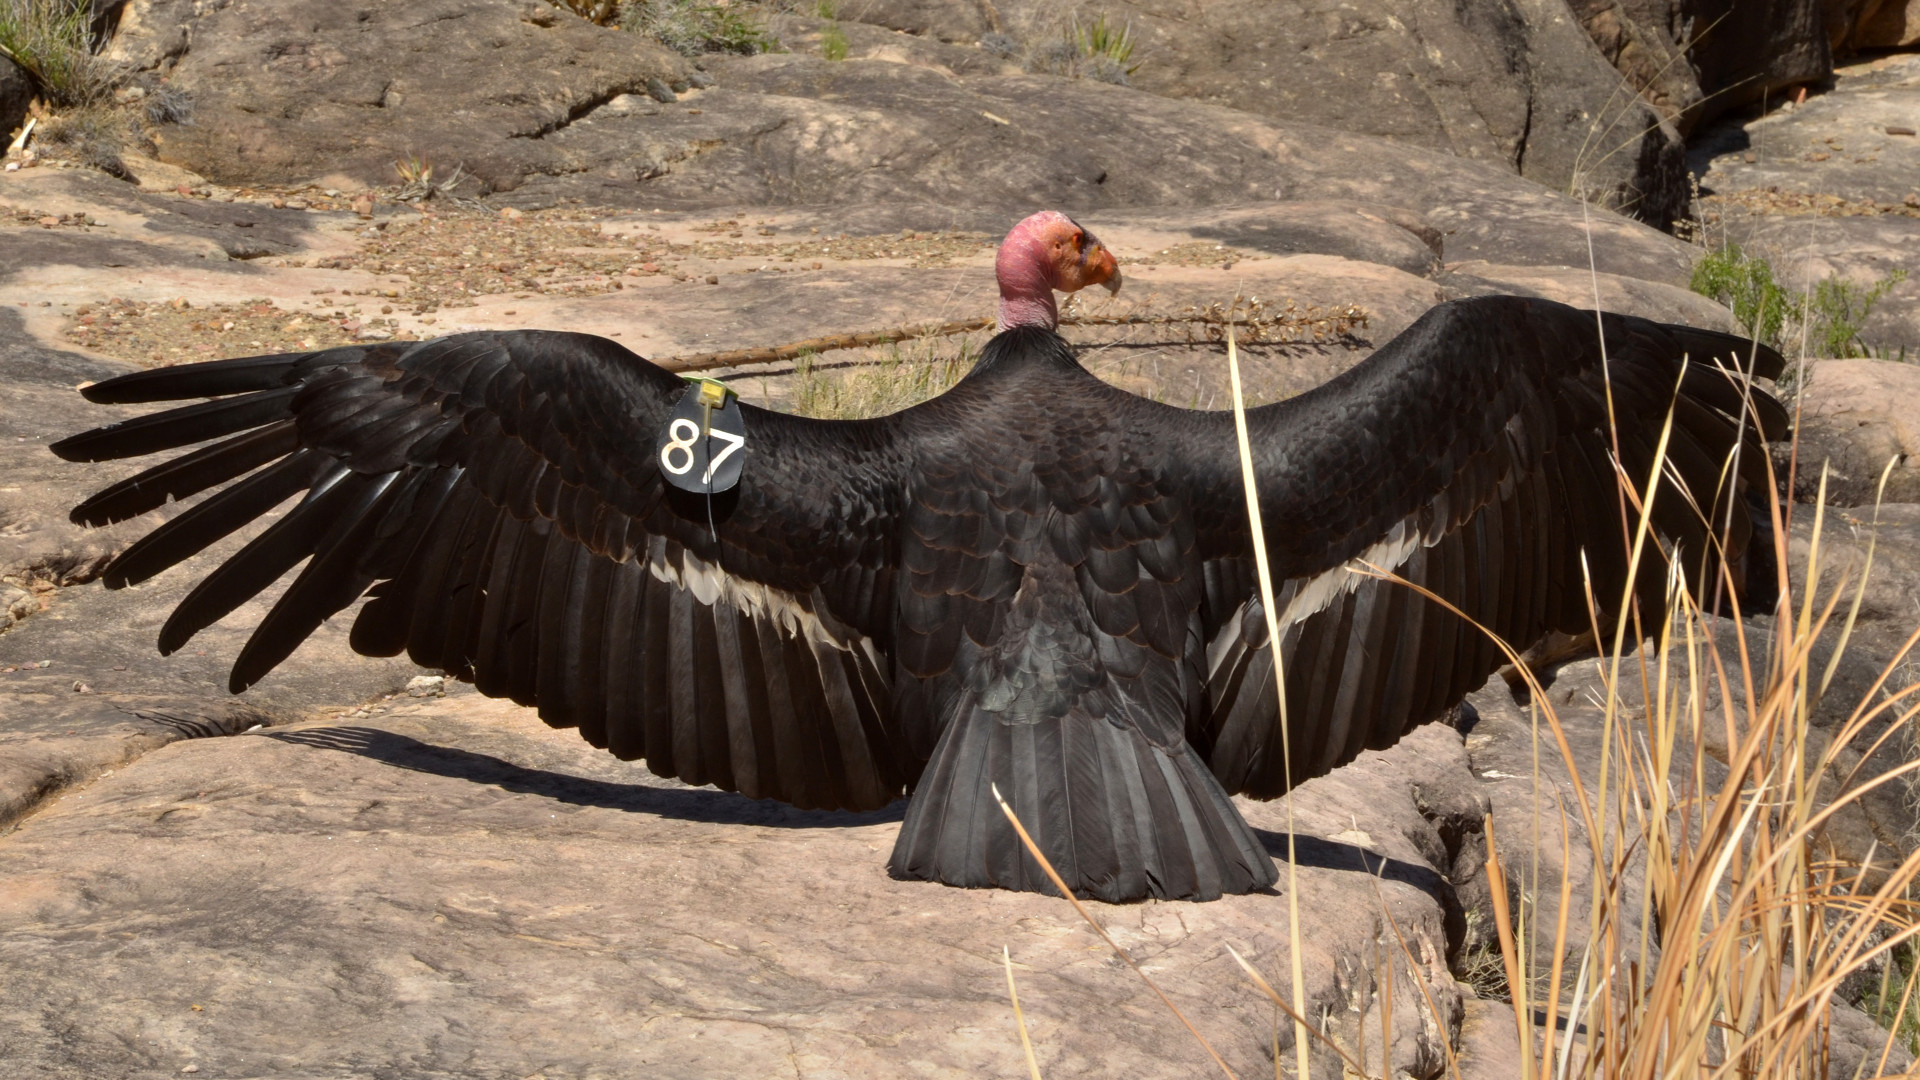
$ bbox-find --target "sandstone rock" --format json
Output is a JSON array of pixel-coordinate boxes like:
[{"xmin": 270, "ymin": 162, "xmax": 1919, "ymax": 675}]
[
  {"xmin": 0, "ymin": 694, "xmax": 1482, "ymax": 1079},
  {"xmin": 843, "ymin": 0, "xmax": 1687, "ymax": 226},
  {"xmin": 1569, "ymin": 0, "xmax": 1832, "ymax": 133},
  {"xmin": 1695, "ymin": 52, "xmax": 1920, "ymax": 209},
  {"xmin": 1793, "ymin": 359, "xmax": 1920, "ymax": 506},
  {"xmin": 1691, "ymin": 52, "xmax": 1920, "ymax": 355},
  {"xmin": 1454, "ymin": 998, "xmax": 1527, "ymax": 1079},
  {"xmin": 112, "ymin": 148, "xmax": 211, "ymax": 192},
  {"xmin": 101, "ymin": 0, "xmax": 688, "ymax": 193},
  {"xmin": 1828, "ymin": 0, "xmax": 1920, "ymax": 49},
  {"xmin": 1439, "ymin": 260, "xmax": 1741, "ymax": 329}
]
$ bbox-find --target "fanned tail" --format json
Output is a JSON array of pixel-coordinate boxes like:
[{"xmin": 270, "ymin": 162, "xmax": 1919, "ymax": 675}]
[{"xmin": 889, "ymin": 699, "xmax": 1277, "ymax": 902}]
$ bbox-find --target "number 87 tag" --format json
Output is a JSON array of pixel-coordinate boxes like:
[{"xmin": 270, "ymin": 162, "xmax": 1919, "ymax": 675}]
[{"xmin": 657, "ymin": 378, "xmax": 748, "ymax": 494}]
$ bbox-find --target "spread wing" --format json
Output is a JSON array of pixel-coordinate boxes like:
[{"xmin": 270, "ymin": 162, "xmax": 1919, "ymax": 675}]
[
  {"xmin": 52, "ymin": 332, "xmax": 912, "ymax": 811},
  {"xmin": 1171, "ymin": 296, "xmax": 1788, "ymax": 797}
]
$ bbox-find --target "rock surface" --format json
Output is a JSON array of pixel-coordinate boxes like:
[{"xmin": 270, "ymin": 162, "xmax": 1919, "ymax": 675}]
[
  {"xmin": 0, "ymin": 686, "xmax": 1484, "ymax": 1079},
  {"xmin": 1829, "ymin": 0, "xmax": 1920, "ymax": 49},
  {"xmin": 102, "ymin": 0, "xmax": 687, "ymax": 194},
  {"xmin": 1692, "ymin": 51, "xmax": 1920, "ymax": 351},
  {"xmin": 1793, "ymin": 359, "xmax": 1920, "ymax": 506},
  {"xmin": 1570, "ymin": 0, "xmax": 1833, "ymax": 133},
  {"xmin": 948, "ymin": 0, "xmax": 1688, "ymax": 225},
  {"xmin": 93, "ymin": 0, "xmax": 1701, "ymax": 227}
]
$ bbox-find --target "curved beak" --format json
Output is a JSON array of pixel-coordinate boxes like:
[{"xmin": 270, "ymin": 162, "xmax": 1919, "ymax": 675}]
[{"xmin": 1101, "ymin": 262, "xmax": 1123, "ymax": 296}]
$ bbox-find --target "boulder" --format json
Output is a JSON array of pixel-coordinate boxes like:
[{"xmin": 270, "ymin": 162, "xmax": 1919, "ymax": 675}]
[
  {"xmin": 94, "ymin": 0, "xmax": 1692, "ymax": 229},
  {"xmin": 1, "ymin": 52, "xmax": 31, "ymax": 146},
  {"xmin": 1691, "ymin": 51, "xmax": 1920, "ymax": 357},
  {"xmin": 1792, "ymin": 359, "xmax": 1920, "ymax": 506},
  {"xmin": 1827, "ymin": 0, "xmax": 1920, "ymax": 49},
  {"xmin": 1568, "ymin": 0, "xmax": 1832, "ymax": 133}
]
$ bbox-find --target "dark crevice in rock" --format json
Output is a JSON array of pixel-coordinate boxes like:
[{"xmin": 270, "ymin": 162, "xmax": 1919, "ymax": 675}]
[{"xmin": 512, "ymin": 81, "xmax": 665, "ymax": 141}]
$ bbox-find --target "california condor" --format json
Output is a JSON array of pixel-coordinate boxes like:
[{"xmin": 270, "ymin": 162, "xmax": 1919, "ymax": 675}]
[{"xmin": 52, "ymin": 210, "xmax": 1786, "ymax": 901}]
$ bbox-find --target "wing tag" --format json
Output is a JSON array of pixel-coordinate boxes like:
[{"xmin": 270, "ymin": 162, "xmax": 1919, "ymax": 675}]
[{"xmin": 658, "ymin": 378, "xmax": 747, "ymax": 494}]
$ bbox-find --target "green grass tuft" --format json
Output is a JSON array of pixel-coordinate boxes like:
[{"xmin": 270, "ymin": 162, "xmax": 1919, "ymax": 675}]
[
  {"xmin": 819, "ymin": 21, "xmax": 848, "ymax": 62},
  {"xmin": 1808, "ymin": 268, "xmax": 1909, "ymax": 359}
]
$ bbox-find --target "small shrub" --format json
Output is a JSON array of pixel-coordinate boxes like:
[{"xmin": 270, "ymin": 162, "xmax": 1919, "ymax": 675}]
[
  {"xmin": 1021, "ymin": 39, "xmax": 1077, "ymax": 79},
  {"xmin": 979, "ymin": 31, "xmax": 1018, "ymax": 59},
  {"xmin": 1808, "ymin": 267, "xmax": 1908, "ymax": 358},
  {"xmin": 620, "ymin": 0, "xmax": 777, "ymax": 57},
  {"xmin": 1689, "ymin": 242, "xmax": 1907, "ymax": 362},
  {"xmin": 0, "ymin": 0, "xmax": 115, "ymax": 105},
  {"xmin": 1689, "ymin": 242, "xmax": 1791, "ymax": 349},
  {"xmin": 143, "ymin": 82, "xmax": 192, "ymax": 126},
  {"xmin": 37, "ymin": 102, "xmax": 127, "ymax": 176},
  {"xmin": 819, "ymin": 21, "xmax": 848, "ymax": 61}
]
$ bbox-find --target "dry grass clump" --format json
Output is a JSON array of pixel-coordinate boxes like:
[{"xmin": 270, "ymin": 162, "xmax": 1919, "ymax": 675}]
[
  {"xmin": 789, "ymin": 333, "xmax": 978, "ymax": 419},
  {"xmin": 619, "ymin": 0, "xmax": 777, "ymax": 55},
  {"xmin": 0, "ymin": 0, "xmax": 114, "ymax": 106}
]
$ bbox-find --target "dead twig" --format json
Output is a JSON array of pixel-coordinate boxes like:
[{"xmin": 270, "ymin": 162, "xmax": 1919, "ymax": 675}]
[{"xmin": 658, "ymin": 299, "xmax": 1371, "ymax": 372}]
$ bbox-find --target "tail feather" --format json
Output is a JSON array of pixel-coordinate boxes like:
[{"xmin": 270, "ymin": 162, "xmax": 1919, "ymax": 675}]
[{"xmin": 890, "ymin": 701, "xmax": 1276, "ymax": 902}]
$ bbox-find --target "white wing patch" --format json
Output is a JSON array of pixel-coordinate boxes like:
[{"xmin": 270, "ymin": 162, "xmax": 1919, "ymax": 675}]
[
  {"xmin": 642, "ymin": 535, "xmax": 887, "ymax": 675},
  {"xmin": 1274, "ymin": 515, "xmax": 1429, "ymax": 631},
  {"xmin": 1206, "ymin": 513, "xmax": 1433, "ymax": 683}
]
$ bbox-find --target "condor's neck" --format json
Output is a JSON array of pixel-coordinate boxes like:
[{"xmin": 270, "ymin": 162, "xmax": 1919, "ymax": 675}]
[{"xmin": 996, "ymin": 236, "xmax": 1058, "ymax": 332}]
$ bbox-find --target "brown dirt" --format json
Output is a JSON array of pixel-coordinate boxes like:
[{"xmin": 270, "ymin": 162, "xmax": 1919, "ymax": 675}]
[
  {"xmin": 61, "ymin": 295, "xmax": 415, "ymax": 368},
  {"xmin": 1702, "ymin": 188, "xmax": 1920, "ymax": 220}
]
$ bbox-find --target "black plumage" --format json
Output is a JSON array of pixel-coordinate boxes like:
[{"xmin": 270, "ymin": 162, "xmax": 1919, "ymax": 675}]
[{"xmin": 52, "ymin": 294, "xmax": 1785, "ymax": 902}]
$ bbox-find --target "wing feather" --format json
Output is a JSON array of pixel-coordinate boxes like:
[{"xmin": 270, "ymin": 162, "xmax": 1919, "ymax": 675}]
[
  {"xmin": 56, "ymin": 332, "xmax": 914, "ymax": 812},
  {"xmin": 1175, "ymin": 297, "xmax": 1784, "ymax": 795}
]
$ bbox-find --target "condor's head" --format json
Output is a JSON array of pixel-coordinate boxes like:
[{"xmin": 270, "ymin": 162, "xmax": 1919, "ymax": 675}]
[{"xmin": 995, "ymin": 211, "xmax": 1123, "ymax": 332}]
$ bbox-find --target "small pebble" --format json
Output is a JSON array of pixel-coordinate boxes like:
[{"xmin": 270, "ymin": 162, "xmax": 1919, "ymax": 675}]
[{"xmin": 704, "ymin": 274, "xmax": 719, "ymax": 285}]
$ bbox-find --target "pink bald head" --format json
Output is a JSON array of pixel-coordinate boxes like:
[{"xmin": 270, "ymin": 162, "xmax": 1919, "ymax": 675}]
[{"xmin": 995, "ymin": 211, "xmax": 1123, "ymax": 332}]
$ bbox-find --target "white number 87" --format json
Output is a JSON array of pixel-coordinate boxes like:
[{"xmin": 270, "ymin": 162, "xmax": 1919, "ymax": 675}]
[{"xmin": 659, "ymin": 417, "xmax": 746, "ymax": 484}]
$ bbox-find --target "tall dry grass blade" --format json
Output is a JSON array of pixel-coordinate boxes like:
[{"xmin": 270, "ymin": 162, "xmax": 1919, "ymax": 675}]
[
  {"xmin": 1223, "ymin": 944, "xmax": 1369, "ymax": 1075},
  {"xmin": 1003, "ymin": 946, "xmax": 1043, "ymax": 1080},
  {"xmin": 1485, "ymin": 814, "xmax": 1537, "ymax": 1077},
  {"xmin": 989, "ymin": 784, "xmax": 1239, "ymax": 1080},
  {"xmin": 1224, "ymin": 325, "xmax": 1313, "ymax": 1080},
  {"xmin": 1817, "ymin": 459, "xmax": 1902, "ymax": 703}
]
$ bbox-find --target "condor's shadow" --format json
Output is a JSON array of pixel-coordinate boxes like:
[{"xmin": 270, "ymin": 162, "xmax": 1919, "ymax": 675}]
[
  {"xmin": 267, "ymin": 726, "xmax": 908, "ymax": 828},
  {"xmin": 1256, "ymin": 829, "xmax": 1458, "ymax": 914}
]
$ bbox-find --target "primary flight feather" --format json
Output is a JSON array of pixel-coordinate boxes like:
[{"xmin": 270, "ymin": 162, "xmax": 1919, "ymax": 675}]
[{"xmin": 53, "ymin": 210, "xmax": 1787, "ymax": 902}]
